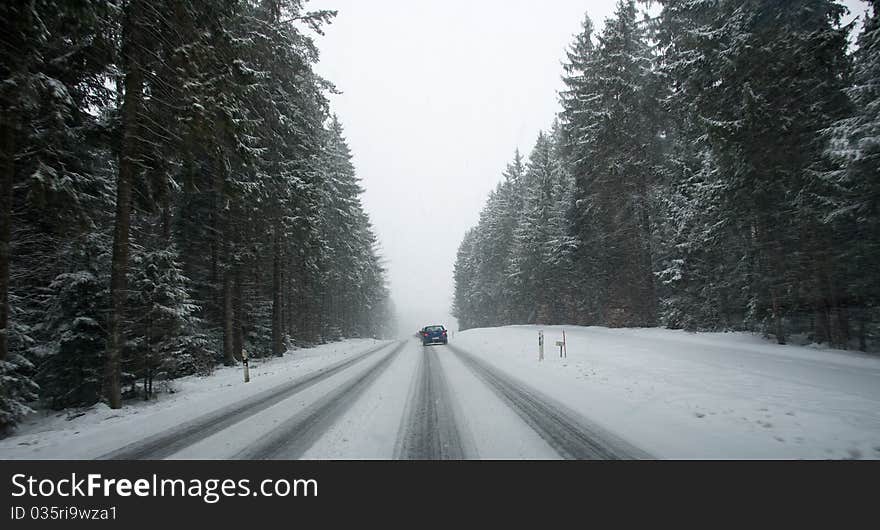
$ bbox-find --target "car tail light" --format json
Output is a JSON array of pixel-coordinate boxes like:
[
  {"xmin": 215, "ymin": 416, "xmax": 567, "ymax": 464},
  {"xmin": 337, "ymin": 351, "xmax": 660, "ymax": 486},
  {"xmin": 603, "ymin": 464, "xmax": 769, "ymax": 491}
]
[
  {"xmin": 423, "ymin": 332, "xmax": 429, "ymax": 337},
  {"xmin": 442, "ymin": 331, "xmax": 447, "ymax": 335}
]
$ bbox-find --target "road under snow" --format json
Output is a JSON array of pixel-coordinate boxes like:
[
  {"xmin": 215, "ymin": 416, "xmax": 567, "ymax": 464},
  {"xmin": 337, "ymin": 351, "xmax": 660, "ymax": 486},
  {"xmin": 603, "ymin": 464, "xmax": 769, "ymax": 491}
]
[{"xmin": 1, "ymin": 327, "xmax": 879, "ymax": 459}]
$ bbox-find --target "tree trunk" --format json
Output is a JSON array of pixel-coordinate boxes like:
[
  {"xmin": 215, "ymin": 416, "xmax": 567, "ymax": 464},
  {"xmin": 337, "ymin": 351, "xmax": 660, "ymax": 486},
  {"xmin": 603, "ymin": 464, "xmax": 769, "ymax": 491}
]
[
  {"xmin": 223, "ymin": 271, "xmax": 234, "ymax": 366},
  {"xmin": 210, "ymin": 151, "xmax": 224, "ymax": 286},
  {"xmin": 0, "ymin": 112, "xmax": 14, "ymax": 363},
  {"xmin": 813, "ymin": 255, "xmax": 831, "ymax": 345},
  {"xmin": 299, "ymin": 257, "xmax": 309, "ymax": 342},
  {"xmin": 281, "ymin": 255, "xmax": 288, "ymax": 340},
  {"xmin": 272, "ymin": 226, "xmax": 283, "ymax": 356},
  {"xmin": 161, "ymin": 203, "xmax": 171, "ymax": 241},
  {"xmin": 829, "ymin": 283, "xmax": 849, "ymax": 349},
  {"xmin": 144, "ymin": 315, "xmax": 151, "ymax": 400},
  {"xmin": 233, "ymin": 266, "xmax": 243, "ymax": 360},
  {"xmin": 210, "ymin": 213, "xmax": 219, "ymax": 284},
  {"xmin": 285, "ymin": 254, "xmax": 294, "ymax": 338},
  {"xmin": 814, "ymin": 301, "xmax": 830, "ymax": 345},
  {"xmin": 771, "ymin": 287, "xmax": 786, "ymax": 345},
  {"xmin": 107, "ymin": 1, "xmax": 145, "ymax": 409},
  {"xmin": 638, "ymin": 182, "xmax": 657, "ymax": 327}
]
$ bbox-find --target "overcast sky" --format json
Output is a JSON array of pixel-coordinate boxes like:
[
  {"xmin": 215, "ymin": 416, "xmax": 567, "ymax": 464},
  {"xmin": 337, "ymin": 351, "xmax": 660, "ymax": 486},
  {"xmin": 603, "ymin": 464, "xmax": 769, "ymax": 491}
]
[{"xmin": 309, "ymin": 0, "xmax": 870, "ymax": 337}]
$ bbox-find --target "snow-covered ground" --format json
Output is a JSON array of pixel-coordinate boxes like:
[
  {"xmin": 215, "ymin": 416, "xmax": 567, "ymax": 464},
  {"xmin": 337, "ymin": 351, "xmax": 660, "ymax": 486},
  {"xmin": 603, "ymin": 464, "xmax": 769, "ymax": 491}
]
[
  {"xmin": 453, "ymin": 326, "xmax": 880, "ymax": 459},
  {"xmin": 0, "ymin": 339, "xmax": 388, "ymax": 459},
  {"xmin": 2, "ymin": 327, "xmax": 878, "ymax": 460}
]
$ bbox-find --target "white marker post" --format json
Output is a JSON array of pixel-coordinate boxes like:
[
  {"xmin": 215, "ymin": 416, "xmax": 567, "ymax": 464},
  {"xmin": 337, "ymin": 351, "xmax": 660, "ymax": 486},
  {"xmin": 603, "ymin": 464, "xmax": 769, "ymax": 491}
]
[
  {"xmin": 538, "ymin": 331, "xmax": 544, "ymax": 362},
  {"xmin": 242, "ymin": 349, "xmax": 250, "ymax": 383}
]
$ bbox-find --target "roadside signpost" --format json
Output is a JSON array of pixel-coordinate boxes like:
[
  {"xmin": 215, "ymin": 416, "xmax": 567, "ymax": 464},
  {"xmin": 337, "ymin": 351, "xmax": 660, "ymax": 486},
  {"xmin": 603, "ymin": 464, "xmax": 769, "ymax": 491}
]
[
  {"xmin": 243, "ymin": 349, "xmax": 250, "ymax": 383},
  {"xmin": 538, "ymin": 331, "xmax": 544, "ymax": 361},
  {"xmin": 539, "ymin": 330, "xmax": 566, "ymax": 361},
  {"xmin": 560, "ymin": 329, "xmax": 567, "ymax": 358}
]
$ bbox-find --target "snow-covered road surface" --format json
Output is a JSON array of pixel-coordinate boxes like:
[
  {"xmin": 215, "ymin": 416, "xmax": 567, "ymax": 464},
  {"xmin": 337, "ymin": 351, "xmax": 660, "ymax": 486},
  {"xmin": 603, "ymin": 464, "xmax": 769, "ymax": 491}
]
[
  {"xmin": 118, "ymin": 338, "xmax": 637, "ymax": 460},
  {"xmin": 101, "ymin": 341, "xmax": 397, "ymax": 459},
  {"xmin": 395, "ymin": 345, "xmax": 466, "ymax": 459},
  {"xmin": 2, "ymin": 326, "xmax": 878, "ymax": 459},
  {"xmin": 232, "ymin": 342, "xmax": 406, "ymax": 460}
]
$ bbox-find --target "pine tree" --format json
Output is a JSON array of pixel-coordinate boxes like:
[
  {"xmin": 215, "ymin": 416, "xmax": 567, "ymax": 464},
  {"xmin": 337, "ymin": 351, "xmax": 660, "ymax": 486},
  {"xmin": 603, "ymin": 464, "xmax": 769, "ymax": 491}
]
[
  {"xmin": 561, "ymin": 0, "xmax": 663, "ymax": 327},
  {"xmin": 544, "ymin": 122, "xmax": 579, "ymax": 324},
  {"xmin": 317, "ymin": 116, "xmax": 367, "ymax": 338},
  {"xmin": 825, "ymin": 0, "xmax": 880, "ymax": 350},
  {"xmin": 656, "ymin": 0, "xmax": 854, "ymax": 344},
  {"xmin": 452, "ymin": 229, "xmax": 480, "ymax": 331},
  {"xmin": 453, "ymin": 0, "xmax": 875, "ymax": 353},
  {"xmin": 1, "ymin": 0, "xmax": 116, "ymax": 431},
  {"xmin": 471, "ymin": 151, "xmax": 525, "ymax": 327},
  {"xmin": 0, "ymin": 0, "xmax": 391, "ymax": 433},
  {"xmin": 33, "ymin": 234, "xmax": 110, "ymax": 410},
  {"xmin": 127, "ymin": 242, "xmax": 205, "ymax": 399},
  {"xmin": 506, "ymin": 132, "xmax": 559, "ymax": 323}
]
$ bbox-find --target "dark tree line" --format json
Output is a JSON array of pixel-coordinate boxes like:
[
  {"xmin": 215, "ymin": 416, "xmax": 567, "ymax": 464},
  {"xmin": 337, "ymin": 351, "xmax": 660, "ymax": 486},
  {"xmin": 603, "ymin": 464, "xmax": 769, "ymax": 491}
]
[
  {"xmin": 0, "ymin": 0, "xmax": 394, "ymax": 434},
  {"xmin": 454, "ymin": 0, "xmax": 879, "ymax": 353}
]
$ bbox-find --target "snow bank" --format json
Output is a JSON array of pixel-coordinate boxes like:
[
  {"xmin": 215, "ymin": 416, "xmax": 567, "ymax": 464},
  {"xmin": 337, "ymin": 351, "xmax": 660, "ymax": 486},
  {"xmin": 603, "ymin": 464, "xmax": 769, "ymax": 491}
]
[
  {"xmin": 0, "ymin": 339, "xmax": 387, "ymax": 459},
  {"xmin": 453, "ymin": 326, "xmax": 880, "ymax": 459}
]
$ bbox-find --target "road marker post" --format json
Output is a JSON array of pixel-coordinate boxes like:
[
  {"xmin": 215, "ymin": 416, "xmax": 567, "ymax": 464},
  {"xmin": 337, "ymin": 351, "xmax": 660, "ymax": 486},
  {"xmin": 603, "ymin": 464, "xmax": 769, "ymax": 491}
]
[
  {"xmin": 243, "ymin": 349, "xmax": 250, "ymax": 383},
  {"xmin": 538, "ymin": 331, "xmax": 544, "ymax": 362}
]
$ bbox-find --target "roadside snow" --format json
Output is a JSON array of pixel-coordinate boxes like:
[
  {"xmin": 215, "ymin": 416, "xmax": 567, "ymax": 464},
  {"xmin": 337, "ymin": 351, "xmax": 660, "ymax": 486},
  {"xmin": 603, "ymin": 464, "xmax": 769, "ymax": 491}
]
[
  {"xmin": 453, "ymin": 326, "xmax": 880, "ymax": 459},
  {"xmin": 0, "ymin": 339, "xmax": 387, "ymax": 459}
]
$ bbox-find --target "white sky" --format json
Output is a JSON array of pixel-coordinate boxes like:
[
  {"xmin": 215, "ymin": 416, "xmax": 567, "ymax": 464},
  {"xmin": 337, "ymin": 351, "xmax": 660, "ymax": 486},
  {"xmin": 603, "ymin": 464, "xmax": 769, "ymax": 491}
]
[{"xmin": 309, "ymin": 0, "xmax": 870, "ymax": 337}]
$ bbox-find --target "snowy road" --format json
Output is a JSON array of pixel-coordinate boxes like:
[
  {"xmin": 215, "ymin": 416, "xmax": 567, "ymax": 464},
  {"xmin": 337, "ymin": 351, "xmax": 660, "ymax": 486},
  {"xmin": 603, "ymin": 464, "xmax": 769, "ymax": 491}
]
[
  {"xmin": 395, "ymin": 344, "xmax": 466, "ymax": 459},
  {"xmin": 5, "ymin": 325, "xmax": 875, "ymax": 459},
  {"xmin": 93, "ymin": 338, "xmax": 646, "ymax": 460},
  {"xmin": 99, "ymin": 341, "xmax": 398, "ymax": 460},
  {"xmin": 233, "ymin": 342, "xmax": 406, "ymax": 460}
]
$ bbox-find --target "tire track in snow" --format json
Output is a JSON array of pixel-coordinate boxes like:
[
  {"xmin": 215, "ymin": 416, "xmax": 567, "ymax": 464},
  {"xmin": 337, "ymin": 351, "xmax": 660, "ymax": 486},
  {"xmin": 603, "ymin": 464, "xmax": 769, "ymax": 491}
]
[
  {"xmin": 98, "ymin": 341, "xmax": 398, "ymax": 460},
  {"xmin": 234, "ymin": 341, "xmax": 406, "ymax": 460},
  {"xmin": 394, "ymin": 345, "xmax": 466, "ymax": 460},
  {"xmin": 448, "ymin": 344, "xmax": 650, "ymax": 460}
]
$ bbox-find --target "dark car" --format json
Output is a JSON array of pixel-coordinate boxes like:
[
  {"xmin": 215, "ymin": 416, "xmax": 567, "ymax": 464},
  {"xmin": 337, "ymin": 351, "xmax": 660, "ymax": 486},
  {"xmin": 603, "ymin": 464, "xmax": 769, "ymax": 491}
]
[{"xmin": 420, "ymin": 325, "xmax": 448, "ymax": 346}]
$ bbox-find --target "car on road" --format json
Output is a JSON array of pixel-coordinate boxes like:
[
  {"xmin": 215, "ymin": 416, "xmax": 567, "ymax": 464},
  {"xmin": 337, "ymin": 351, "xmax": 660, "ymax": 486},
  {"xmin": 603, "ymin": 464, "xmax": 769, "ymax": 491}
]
[{"xmin": 420, "ymin": 325, "xmax": 448, "ymax": 346}]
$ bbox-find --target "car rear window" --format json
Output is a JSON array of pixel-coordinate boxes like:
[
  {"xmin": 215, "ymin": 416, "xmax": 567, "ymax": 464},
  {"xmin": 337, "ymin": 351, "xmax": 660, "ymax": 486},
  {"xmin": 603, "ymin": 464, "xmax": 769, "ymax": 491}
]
[{"xmin": 425, "ymin": 326, "xmax": 445, "ymax": 332}]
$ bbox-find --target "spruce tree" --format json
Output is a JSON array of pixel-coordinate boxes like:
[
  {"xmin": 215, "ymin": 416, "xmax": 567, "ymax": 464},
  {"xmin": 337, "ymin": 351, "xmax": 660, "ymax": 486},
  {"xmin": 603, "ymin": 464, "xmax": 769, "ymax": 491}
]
[
  {"xmin": 656, "ymin": 0, "xmax": 854, "ymax": 343},
  {"xmin": 826, "ymin": 1, "xmax": 880, "ymax": 350},
  {"xmin": 561, "ymin": 0, "xmax": 663, "ymax": 327}
]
